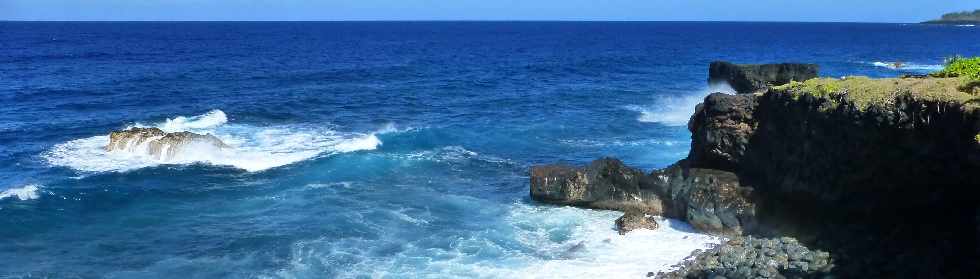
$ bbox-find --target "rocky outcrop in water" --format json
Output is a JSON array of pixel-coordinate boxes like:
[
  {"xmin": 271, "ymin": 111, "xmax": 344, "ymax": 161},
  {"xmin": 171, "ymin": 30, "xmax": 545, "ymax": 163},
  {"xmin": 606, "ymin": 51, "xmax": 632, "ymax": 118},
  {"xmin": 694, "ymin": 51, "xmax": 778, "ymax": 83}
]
[
  {"xmin": 708, "ymin": 61, "xmax": 818, "ymax": 94},
  {"xmin": 106, "ymin": 127, "xmax": 230, "ymax": 160},
  {"xmin": 615, "ymin": 208, "xmax": 659, "ymax": 235},
  {"xmin": 530, "ymin": 158, "xmax": 755, "ymax": 236},
  {"xmin": 530, "ymin": 158, "xmax": 663, "ymax": 214}
]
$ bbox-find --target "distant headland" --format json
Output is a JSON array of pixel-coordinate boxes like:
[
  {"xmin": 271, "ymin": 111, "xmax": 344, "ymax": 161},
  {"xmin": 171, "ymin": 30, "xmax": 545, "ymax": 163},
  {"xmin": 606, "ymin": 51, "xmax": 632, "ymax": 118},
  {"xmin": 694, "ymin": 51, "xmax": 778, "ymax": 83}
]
[{"xmin": 922, "ymin": 9, "xmax": 980, "ymax": 24}]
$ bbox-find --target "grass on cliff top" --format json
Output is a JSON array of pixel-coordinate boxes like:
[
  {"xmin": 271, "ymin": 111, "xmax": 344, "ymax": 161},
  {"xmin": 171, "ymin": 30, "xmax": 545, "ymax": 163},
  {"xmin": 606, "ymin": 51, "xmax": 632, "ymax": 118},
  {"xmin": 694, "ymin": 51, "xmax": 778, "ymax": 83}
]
[{"xmin": 772, "ymin": 76, "xmax": 980, "ymax": 110}]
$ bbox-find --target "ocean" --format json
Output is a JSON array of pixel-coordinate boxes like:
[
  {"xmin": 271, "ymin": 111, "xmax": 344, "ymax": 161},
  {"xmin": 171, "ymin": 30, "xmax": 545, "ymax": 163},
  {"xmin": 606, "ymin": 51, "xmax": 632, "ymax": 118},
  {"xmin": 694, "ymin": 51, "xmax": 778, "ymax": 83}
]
[{"xmin": 1, "ymin": 21, "xmax": 978, "ymax": 278}]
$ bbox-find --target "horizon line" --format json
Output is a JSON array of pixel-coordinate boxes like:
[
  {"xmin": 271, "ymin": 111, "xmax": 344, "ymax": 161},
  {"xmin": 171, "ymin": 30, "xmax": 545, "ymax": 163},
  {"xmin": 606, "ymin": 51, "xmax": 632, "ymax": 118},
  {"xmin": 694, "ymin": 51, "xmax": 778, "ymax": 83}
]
[{"xmin": 0, "ymin": 19, "xmax": 921, "ymax": 24}]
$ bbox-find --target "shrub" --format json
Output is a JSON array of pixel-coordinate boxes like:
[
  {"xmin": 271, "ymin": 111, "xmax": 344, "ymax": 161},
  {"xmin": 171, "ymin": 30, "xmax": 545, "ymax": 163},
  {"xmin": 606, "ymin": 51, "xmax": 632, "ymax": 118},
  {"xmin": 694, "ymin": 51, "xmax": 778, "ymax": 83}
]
[{"xmin": 932, "ymin": 56, "xmax": 980, "ymax": 80}]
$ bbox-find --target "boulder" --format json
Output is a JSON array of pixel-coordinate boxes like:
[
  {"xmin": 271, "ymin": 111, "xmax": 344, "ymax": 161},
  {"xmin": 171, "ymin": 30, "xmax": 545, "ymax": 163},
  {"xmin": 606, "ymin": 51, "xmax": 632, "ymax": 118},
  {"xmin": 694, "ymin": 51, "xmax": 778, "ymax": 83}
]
[
  {"xmin": 708, "ymin": 61, "xmax": 818, "ymax": 94},
  {"xmin": 529, "ymin": 157, "xmax": 663, "ymax": 213},
  {"xmin": 615, "ymin": 208, "xmax": 659, "ymax": 235}
]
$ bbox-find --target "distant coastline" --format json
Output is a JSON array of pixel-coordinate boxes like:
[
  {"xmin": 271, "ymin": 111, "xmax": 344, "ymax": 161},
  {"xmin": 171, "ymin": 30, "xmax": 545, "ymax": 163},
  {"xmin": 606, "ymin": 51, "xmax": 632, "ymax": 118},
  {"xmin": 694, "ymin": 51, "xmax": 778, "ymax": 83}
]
[{"xmin": 922, "ymin": 9, "xmax": 980, "ymax": 24}]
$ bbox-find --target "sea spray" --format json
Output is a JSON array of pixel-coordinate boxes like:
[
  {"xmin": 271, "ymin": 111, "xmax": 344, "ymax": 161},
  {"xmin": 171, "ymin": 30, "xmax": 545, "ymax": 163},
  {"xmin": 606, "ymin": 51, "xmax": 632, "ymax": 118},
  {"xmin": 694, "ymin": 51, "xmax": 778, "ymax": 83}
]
[
  {"xmin": 45, "ymin": 110, "xmax": 382, "ymax": 172},
  {"xmin": 627, "ymin": 82, "xmax": 736, "ymax": 126},
  {"xmin": 0, "ymin": 184, "xmax": 43, "ymax": 201}
]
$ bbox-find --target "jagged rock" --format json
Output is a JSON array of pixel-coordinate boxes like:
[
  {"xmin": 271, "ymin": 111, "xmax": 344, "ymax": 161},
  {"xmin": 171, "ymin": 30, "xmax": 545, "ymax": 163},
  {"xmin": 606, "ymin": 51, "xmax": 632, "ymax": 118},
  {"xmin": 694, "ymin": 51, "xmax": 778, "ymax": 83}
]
[
  {"xmin": 652, "ymin": 163, "xmax": 756, "ymax": 236},
  {"xmin": 615, "ymin": 208, "xmax": 659, "ymax": 235},
  {"xmin": 530, "ymin": 157, "xmax": 755, "ymax": 236},
  {"xmin": 106, "ymin": 127, "xmax": 166, "ymax": 151},
  {"xmin": 529, "ymin": 157, "xmax": 663, "ymax": 213},
  {"xmin": 687, "ymin": 93, "xmax": 758, "ymax": 171},
  {"xmin": 105, "ymin": 127, "xmax": 230, "ymax": 160},
  {"xmin": 529, "ymin": 62, "xmax": 980, "ymax": 277},
  {"xmin": 708, "ymin": 61, "xmax": 818, "ymax": 94}
]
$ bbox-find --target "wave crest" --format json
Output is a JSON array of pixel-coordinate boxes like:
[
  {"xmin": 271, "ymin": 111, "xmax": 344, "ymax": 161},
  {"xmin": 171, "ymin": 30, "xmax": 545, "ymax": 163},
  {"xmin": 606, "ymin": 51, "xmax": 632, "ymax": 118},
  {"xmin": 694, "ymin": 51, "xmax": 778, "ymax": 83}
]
[
  {"xmin": 45, "ymin": 110, "xmax": 381, "ymax": 172},
  {"xmin": 870, "ymin": 61, "xmax": 943, "ymax": 72},
  {"xmin": 0, "ymin": 184, "xmax": 42, "ymax": 201}
]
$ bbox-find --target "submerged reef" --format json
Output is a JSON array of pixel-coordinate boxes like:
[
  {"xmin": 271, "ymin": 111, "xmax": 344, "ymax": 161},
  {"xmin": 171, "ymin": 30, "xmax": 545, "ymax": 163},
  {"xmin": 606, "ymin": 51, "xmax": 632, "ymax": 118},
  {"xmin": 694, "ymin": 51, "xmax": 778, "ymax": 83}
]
[{"xmin": 530, "ymin": 61, "xmax": 980, "ymax": 278}]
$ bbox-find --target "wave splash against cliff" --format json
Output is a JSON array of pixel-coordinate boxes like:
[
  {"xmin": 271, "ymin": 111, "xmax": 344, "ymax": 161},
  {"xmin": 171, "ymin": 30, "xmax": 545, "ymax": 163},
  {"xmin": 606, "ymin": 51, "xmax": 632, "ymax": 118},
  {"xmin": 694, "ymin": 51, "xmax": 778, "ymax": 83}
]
[
  {"xmin": 45, "ymin": 110, "xmax": 382, "ymax": 172},
  {"xmin": 628, "ymin": 82, "xmax": 736, "ymax": 126}
]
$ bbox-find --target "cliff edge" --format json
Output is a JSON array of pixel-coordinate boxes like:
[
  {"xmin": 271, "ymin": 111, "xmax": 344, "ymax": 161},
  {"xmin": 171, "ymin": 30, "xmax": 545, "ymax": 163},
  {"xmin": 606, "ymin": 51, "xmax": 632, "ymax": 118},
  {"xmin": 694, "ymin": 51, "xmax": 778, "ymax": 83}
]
[{"xmin": 530, "ymin": 63, "xmax": 980, "ymax": 278}]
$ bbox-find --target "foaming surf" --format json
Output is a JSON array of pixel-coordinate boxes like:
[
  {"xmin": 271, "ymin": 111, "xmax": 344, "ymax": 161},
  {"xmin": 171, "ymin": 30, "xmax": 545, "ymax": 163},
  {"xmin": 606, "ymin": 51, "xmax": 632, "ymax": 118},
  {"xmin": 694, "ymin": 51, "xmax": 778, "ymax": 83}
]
[
  {"xmin": 0, "ymin": 184, "xmax": 43, "ymax": 201},
  {"xmin": 44, "ymin": 110, "xmax": 382, "ymax": 172},
  {"xmin": 507, "ymin": 204, "xmax": 722, "ymax": 278},
  {"xmin": 273, "ymin": 202, "xmax": 721, "ymax": 279},
  {"xmin": 869, "ymin": 61, "xmax": 944, "ymax": 72},
  {"xmin": 627, "ymin": 82, "xmax": 735, "ymax": 126}
]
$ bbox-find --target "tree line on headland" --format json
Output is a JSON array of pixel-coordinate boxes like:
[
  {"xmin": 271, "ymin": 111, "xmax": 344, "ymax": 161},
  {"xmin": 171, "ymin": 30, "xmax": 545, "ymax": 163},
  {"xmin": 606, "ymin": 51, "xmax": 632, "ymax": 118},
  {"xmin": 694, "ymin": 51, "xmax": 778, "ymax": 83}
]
[{"xmin": 923, "ymin": 9, "xmax": 980, "ymax": 24}]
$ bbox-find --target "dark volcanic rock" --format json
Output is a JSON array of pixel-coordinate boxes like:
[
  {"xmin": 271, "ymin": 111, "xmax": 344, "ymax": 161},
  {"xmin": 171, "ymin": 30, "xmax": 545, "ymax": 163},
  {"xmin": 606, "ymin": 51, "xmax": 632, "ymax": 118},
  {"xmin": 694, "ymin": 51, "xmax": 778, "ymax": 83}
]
[
  {"xmin": 687, "ymin": 93, "xmax": 758, "ymax": 171},
  {"xmin": 708, "ymin": 61, "xmax": 818, "ymax": 94},
  {"xmin": 530, "ymin": 157, "xmax": 756, "ymax": 236},
  {"xmin": 652, "ymin": 163, "xmax": 756, "ymax": 236},
  {"xmin": 656, "ymin": 236, "xmax": 833, "ymax": 279},
  {"xmin": 530, "ymin": 157, "xmax": 663, "ymax": 213},
  {"xmin": 615, "ymin": 208, "xmax": 659, "ymax": 235},
  {"xmin": 529, "ymin": 62, "xmax": 980, "ymax": 278}
]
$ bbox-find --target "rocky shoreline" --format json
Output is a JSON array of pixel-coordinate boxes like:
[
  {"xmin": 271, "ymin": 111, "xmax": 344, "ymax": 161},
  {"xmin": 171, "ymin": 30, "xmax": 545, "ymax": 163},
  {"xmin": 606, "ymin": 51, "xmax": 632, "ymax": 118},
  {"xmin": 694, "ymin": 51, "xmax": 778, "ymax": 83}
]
[{"xmin": 529, "ymin": 61, "xmax": 980, "ymax": 278}]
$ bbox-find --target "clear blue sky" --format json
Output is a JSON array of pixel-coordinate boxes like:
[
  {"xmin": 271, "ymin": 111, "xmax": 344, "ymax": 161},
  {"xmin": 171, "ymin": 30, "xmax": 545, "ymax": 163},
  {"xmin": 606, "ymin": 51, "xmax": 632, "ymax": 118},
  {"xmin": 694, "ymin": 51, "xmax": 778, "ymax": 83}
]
[{"xmin": 2, "ymin": 0, "xmax": 978, "ymax": 22}]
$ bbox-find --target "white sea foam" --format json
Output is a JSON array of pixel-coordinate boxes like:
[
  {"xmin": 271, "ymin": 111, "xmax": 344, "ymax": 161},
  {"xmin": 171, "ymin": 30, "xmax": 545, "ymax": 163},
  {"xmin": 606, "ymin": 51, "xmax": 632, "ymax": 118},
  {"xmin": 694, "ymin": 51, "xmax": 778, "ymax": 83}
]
[
  {"xmin": 273, "ymin": 202, "xmax": 721, "ymax": 278},
  {"xmin": 0, "ymin": 184, "xmax": 42, "ymax": 201},
  {"xmin": 44, "ymin": 110, "xmax": 382, "ymax": 172},
  {"xmin": 507, "ymin": 204, "xmax": 722, "ymax": 278},
  {"xmin": 158, "ymin": 109, "xmax": 228, "ymax": 132},
  {"xmin": 870, "ymin": 61, "xmax": 944, "ymax": 71},
  {"xmin": 628, "ymin": 82, "xmax": 735, "ymax": 126}
]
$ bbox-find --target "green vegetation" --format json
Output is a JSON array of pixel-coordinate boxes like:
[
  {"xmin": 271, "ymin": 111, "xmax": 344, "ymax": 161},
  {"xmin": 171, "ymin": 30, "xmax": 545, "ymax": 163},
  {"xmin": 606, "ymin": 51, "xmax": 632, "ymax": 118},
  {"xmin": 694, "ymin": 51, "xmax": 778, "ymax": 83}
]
[
  {"xmin": 773, "ymin": 76, "xmax": 979, "ymax": 110},
  {"xmin": 923, "ymin": 9, "xmax": 980, "ymax": 23},
  {"xmin": 773, "ymin": 57, "xmax": 980, "ymax": 111},
  {"xmin": 931, "ymin": 56, "xmax": 980, "ymax": 80}
]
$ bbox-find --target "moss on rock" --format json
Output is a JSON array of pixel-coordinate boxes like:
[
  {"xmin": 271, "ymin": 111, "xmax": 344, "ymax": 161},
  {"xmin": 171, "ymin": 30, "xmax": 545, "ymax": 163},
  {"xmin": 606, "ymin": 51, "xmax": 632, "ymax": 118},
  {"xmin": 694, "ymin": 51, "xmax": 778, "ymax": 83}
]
[{"xmin": 772, "ymin": 76, "xmax": 980, "ymax": 111}]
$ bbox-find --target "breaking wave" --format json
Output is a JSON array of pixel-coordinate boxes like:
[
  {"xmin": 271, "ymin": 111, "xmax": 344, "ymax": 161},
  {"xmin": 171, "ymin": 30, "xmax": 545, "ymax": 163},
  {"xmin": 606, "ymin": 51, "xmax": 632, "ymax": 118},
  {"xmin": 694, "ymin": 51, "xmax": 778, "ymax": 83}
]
[
  {"xmin": 0, "ymin": 184, "xmax": 43, "ymax": 201},
  {"xmin": 273, "ymin": 202, "xmax": 721, "ymax": 278},
  {"xmin": 870, "ymin": 61, "xmax": 944, "ymax": 72},
  {"xmin": 628, "ymin": 82, "xmax": 735, "ymax": 126},
  {"xmin": 44, "ymin": 110, "xmax": 382, "ymax": 172}
]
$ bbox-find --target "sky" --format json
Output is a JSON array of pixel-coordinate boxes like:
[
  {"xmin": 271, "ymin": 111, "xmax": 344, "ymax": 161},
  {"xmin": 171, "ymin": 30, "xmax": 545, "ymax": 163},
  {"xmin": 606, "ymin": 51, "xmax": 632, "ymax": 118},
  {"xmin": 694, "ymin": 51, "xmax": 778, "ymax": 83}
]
[{"xmin": 1, "ymin": 0, "xmax": 978, "ymax": 22}]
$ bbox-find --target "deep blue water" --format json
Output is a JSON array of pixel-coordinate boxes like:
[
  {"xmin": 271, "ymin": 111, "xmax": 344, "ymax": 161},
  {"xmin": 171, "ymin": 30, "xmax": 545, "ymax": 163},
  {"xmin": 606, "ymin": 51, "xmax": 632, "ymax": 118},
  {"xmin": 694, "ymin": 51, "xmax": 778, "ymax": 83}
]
[{"xmin": 1, "ymin": 22, "xmax": 978, "ymax": 278}]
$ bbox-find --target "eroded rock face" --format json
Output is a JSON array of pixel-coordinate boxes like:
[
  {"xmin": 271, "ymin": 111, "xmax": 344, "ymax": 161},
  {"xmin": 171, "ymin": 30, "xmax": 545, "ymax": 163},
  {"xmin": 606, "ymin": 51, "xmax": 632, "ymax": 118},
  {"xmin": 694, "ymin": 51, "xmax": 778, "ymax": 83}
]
[
  {"xmin": 615, "ymin": 208, "xmax": 659, "ymax": 235},
  {"xmin": 529, "ymin": 157, "xmax": 663, "ymax": 213},
  {"xmin": 106, "ymin": 127, "xmax": 166, "ymax": 152},
  {"xmin": 652, "ymin": 163, "xmax": 756, "ymax": 236},
  {"xmin": 687, "ymin": 93, "xmax": 758, "ymax": 171},
  {"xmin": 106, "ymin": 127, "xmax": 230, "ymax": 160},
  {"xmin": 708, "ymin": 61, "xmax": 818, "ymax": 94},
  {"xmin": 529, "ymin": 158, "xmax": 756, "ymax": 236}
]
